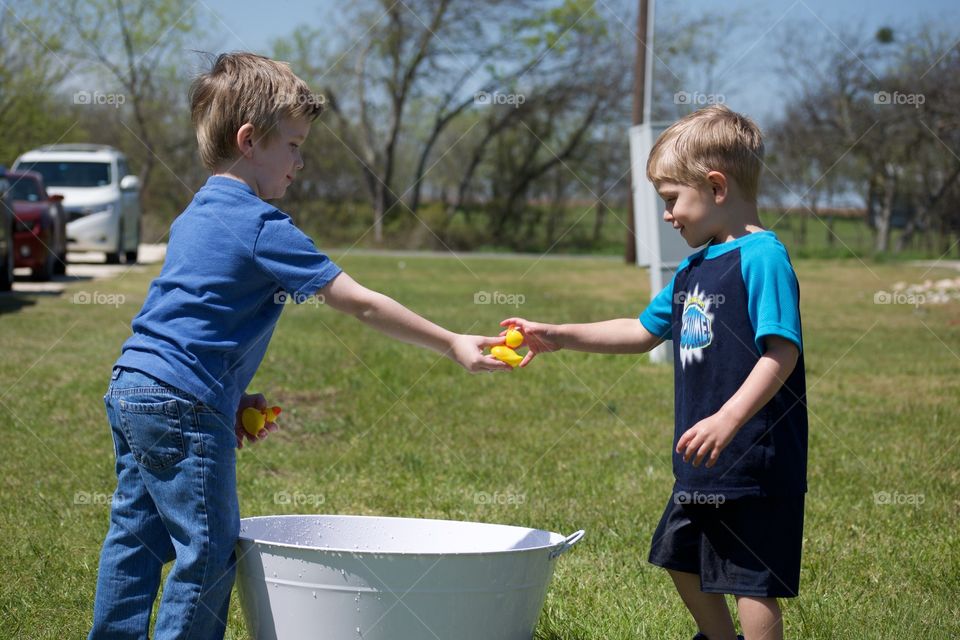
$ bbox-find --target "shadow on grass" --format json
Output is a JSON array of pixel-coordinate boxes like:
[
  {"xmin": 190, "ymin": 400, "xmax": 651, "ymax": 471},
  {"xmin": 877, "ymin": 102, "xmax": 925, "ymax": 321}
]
[{"xmin": 0, "ymin": 291, "xmax": 38, "ymax": 315}]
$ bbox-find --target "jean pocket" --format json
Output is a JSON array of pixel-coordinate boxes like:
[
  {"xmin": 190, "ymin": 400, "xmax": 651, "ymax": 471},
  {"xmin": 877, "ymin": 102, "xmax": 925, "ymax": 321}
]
[{"xmin": 118, "ymin": 398, "xmax": 187, "ymax": 472}]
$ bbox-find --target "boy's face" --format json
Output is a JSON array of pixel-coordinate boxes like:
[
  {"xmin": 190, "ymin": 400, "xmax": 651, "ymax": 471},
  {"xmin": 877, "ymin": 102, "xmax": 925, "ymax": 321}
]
[
  {"xmin": 249, "ymin": 116, "xmax": 310, "ymax": 200},
  {"xmin": 656, "ymin": 180, "xmax": 723, "ymax": 248}
]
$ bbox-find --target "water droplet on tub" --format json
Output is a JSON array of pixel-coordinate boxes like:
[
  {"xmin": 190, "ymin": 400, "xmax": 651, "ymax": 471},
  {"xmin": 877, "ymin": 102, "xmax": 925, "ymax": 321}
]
[{"xmin": 312, "ymin": 591, "xmax": 317, "ymax": 598}]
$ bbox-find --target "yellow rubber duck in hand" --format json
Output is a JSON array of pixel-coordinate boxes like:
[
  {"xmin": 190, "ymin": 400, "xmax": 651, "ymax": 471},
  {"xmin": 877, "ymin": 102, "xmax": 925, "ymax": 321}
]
[
  {"xmin": 241, "ymin": 405, "xmax": 282, "ymax": 437},
  {"xmin": 490, "ymin": 326, "xmax": 525, "ymax": 368}
]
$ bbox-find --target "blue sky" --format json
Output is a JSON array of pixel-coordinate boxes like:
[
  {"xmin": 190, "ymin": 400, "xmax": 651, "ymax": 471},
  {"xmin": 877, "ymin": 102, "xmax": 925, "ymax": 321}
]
[{"xmin": 194, "ymin": 0, "xmax": 959, "ymax": 124}]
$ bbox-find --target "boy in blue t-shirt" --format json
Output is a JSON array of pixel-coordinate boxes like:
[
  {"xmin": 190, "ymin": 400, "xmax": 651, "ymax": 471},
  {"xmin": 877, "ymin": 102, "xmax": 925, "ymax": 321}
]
[
  {"xmin": 501, "ymin": 105, "xmax": 806, "ymax": 640},
  {"xmin": 88, "ymin": 52, "xmax": 511, "ymax": 639}
]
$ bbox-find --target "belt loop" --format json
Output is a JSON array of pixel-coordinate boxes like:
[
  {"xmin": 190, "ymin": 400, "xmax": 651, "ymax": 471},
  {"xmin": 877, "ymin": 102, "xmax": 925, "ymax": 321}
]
[{"xmin": 111, "ymin": 367, "xmax": 122, "ymax": 380}]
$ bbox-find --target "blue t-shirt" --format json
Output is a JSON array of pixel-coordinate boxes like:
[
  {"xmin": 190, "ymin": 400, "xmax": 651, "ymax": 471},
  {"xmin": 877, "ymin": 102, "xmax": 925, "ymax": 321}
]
[
  {"xmin": 115, "ymin": 176, "xmax": 342, "ymax": 418},
  {"xmin": 639, "ymin": 230, "xmax": 807, "ymax": 497}
]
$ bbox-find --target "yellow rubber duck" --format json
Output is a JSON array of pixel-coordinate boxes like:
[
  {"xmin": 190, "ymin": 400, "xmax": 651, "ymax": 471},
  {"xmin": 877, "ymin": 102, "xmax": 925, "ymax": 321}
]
[
  {"xmin": 491, "ymin": 326, "xmax": 525, "ymax": 367},
  {"xmin": 504, "ymin": 326, "xmax": 523, "ymax": 348},
  {"xmin": 241, "ymin": 405, "xmax": 282, "ymax": 437}
]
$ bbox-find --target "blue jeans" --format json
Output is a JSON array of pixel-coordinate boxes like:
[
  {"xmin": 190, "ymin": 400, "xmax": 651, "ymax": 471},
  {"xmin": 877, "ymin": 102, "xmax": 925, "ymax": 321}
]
[{"xmin": 89, "ymin": 367, "xmax": 239, "ymax": 639}]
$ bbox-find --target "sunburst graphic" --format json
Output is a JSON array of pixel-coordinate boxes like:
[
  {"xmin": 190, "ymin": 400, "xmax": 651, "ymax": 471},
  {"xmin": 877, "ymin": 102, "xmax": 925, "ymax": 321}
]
[{"xmin": 678, "ymin": 283, "xmax": 715, "ymax": 369}]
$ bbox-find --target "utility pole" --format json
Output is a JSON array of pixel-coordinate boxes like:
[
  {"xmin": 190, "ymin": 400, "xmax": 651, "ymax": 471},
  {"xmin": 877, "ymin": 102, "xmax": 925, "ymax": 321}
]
[{"xmin": 625, "ymin": 0, "xmax": 649, "ymax": 264}]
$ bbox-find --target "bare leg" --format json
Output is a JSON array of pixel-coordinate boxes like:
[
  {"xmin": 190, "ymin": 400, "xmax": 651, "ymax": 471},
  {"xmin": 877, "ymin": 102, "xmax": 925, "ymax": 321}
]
[
  {"xmin": 667, "ymin": 569, "xmax": 738, "ymax": 640},
  {"xmin": 735, "ymin": 596, "xmax": 783, "ymax": 640}
]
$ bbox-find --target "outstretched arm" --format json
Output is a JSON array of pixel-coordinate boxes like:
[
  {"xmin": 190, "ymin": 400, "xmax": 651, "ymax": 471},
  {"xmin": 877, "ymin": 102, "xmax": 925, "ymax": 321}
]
[
  {"xmin": 676, "ymin": 335, "xmax": 800, "ymax": 467},
  {"xmin": 320, "ymin": 272, "xmax": 510, "ymax": 373},
  {"xmin": 499, "ymin": 317, "xmax": 667, "ymax": 367}
]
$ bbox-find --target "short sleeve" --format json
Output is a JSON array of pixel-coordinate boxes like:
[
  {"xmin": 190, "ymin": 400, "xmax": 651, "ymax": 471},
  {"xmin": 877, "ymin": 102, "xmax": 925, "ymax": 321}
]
[
  {"xmin": 741, "ymin": 240, "xmax": 802, "ymax": 353},
  {"xmin": 254, "ymin": 212, "xmax": 342, "ymax": 301},
  {"xmin": 639, "ymin": 274, "xmax": 676, "ymax": 340}
]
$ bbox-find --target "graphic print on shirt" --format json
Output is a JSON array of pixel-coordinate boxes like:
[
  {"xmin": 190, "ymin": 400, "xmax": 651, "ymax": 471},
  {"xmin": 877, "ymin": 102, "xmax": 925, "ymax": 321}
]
[{"xmin": 678, "ymin": 283, "xmax": 717, "ymax": 369}]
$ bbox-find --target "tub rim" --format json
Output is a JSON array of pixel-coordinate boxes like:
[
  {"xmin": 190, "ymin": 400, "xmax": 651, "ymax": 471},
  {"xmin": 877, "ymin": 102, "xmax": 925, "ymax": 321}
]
[{"xmin": 237, "ymin": 514, "xmax": 583, "ymax": 558}]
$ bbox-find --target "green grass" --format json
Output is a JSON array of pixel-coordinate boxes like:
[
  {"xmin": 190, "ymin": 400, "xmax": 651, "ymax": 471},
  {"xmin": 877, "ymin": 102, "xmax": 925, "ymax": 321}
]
[{"xmin": 1, "ymin": 253, "xmax": 958, "ymax": 639}]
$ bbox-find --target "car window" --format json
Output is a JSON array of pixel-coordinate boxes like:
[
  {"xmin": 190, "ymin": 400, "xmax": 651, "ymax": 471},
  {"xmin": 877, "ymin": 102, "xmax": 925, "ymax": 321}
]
[
  {"xmin": 17, "ymin": 161, "xmax": 111, "ymax": 188},
  {"xmin": 9, "ymin": 177, "xmax": 42, "ymax": 202}
]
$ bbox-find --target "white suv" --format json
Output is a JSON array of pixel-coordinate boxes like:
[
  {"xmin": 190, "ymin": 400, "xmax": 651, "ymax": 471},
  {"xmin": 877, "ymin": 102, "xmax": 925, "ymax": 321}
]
[{"xmin": 13, "ymin": 144, "xmax": 142, "ymax": 263}]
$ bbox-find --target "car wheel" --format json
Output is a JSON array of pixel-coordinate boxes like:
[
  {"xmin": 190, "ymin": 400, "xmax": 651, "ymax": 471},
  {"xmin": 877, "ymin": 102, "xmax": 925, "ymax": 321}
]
[
  {"xmin": 54, "ymin": 251, "xmax": 67, "ymax": 275},
  {"xmin": 0, "ymin": 226, "xmax": 12, "ymax": 292},
  {"xmin": 31, "ymin": 246, "xmax": 56, "ymax": 281},
  {"xmin": 125, "ymin": 220, "xmax": 140, "ymax": 264},
  {"xmin": 105, "ymin": 222, "xmax": 122, "ymax": 264},
  {"xmin": 54, "ymin": 222, "xmax": 67, "ymax": 275}
]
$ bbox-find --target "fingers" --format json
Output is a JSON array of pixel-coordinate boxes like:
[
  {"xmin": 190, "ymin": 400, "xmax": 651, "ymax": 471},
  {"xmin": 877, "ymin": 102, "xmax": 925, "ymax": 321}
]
[
  {"xmin": 499, "ymin": 318, "xmax": 523, "ymax": 327},
  {"xmin": 475, "ymin": 356, "xmax": 513, "ymax": 372},
  {"xmin": 519, "ymin": 351, "xmax": 536, "ymax": 368},
  {"xmin": 479, "ymin": 335, "xmax": 507, "ymax": 347},
  {"xmin": 677, "ymin": 431, "xmax": 699, "ymax": 462},
  {"xmin": 705, "ymin": 449, "xmax": 721, "ymax": 468},
  {"xmin": 250, "ymin": 393, "xmax": 267, "ymax": 410},
  {"xmin": 692, "ymin": 442, "xmax": 711, "ymax": 467},
  {"xmin": 676, "ymin": 430, "xmax": 719, "ymax": 467}
]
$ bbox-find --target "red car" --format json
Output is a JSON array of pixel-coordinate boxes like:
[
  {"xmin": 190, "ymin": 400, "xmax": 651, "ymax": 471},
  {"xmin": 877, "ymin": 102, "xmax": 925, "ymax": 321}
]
[{"xmin": 10, "ymin": 170, "xmax": 67, "ymax": 280}]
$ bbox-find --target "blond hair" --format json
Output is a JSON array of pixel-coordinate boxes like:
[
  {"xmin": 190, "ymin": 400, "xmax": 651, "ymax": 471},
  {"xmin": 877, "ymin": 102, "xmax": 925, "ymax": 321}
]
[
  {"xmin": 190, "ymin": 52, "xmax": 324, "ymax": 170},
  {"xmin": 646, "ymin": 105, "xmax": 764, "ymax": 202}
]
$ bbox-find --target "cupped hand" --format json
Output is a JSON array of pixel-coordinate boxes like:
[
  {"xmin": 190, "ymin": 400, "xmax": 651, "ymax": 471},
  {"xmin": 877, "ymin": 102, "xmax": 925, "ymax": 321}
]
[
  {"xmin": 498, "ymin": 317, "xmax": 561, "ymax": 367},
  {"xmin": 234, "ymin": 393, "xmax": 279, "ymax": 448},
  {"xmin": 449, "ymin": 334, "xmax": 514, "ymax": 373}
]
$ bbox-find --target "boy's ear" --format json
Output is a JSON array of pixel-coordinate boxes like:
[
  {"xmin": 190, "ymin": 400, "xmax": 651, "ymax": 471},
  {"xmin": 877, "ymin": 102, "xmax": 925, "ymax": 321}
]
[
  {"xmin": 236, "ymin": 123, "xmax": 256, "ymax": 159},
  {"xmin": 706, "ymin": 171, "xmax": 728, "ymax": 203}
]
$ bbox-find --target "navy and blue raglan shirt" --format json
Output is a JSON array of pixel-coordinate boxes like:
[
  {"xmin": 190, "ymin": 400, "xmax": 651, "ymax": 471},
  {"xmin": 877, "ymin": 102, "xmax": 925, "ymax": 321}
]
[
  {"xmin": 640, "ymin": 230, "xmax": 807, "ymax": 498},
  {"xmin": 116, "ymin": 176, "xmax": 342, "ymax": 419}
]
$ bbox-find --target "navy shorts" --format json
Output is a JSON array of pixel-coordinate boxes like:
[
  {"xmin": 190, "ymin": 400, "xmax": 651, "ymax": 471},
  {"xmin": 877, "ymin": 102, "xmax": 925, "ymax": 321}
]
[{"xmin": 648, "ymin": 493, "xmax": 805, "ymax": 597}]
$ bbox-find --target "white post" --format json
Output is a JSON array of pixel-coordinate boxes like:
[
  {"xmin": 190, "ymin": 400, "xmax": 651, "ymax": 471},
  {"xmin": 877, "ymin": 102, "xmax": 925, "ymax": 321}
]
[{"xmin": 630, "ymin": 124, "xmax": 673, "ymax": 365}]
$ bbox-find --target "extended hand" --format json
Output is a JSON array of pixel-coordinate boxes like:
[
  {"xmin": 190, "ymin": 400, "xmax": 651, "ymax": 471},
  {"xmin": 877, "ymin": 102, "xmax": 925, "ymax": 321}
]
[
  {"xmin": 498, "ymin": 317, "xmax": 561, "ymax": 368},
  {"xmin": 449, "ymin": 334, "xmax": 514, "ymax": 373},
  {"xmin": 675, "ymin": 411, "xmax": 740, "ymax": 468}
]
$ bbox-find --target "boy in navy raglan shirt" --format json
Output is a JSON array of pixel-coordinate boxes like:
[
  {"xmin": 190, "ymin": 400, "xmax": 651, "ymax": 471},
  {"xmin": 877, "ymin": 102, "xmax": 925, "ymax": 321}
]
[
  {"xmin": 88, "ymin": 52, "xmax": 511, "ymax": 640},
  {"xmin": 501, "ymin": 105, "xmax": 806, "ymax": 640}
]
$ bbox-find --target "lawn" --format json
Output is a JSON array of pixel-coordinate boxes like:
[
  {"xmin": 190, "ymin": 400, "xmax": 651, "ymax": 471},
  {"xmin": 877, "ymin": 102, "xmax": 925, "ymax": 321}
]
[{"xmin": 0, "ymin": 251, "xmax": 958, "ymax": 639}]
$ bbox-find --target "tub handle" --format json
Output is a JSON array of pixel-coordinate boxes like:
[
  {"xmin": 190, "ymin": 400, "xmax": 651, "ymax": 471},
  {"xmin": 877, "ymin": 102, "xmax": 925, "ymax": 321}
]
[{"xmin": 549, "ymin": 529, "xmax": 585, "ymax": 559}]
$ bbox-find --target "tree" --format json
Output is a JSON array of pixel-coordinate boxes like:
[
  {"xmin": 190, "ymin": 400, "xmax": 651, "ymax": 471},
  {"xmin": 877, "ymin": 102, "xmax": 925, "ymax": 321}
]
[
  {"xmin": 63, "ymin": 0, "xmax": 202, "ymax": 208},
  {"xmin": 0, "ymin": 2, "xmax": 74, "ymax": 165}
]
